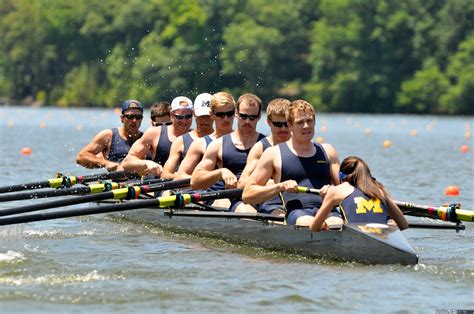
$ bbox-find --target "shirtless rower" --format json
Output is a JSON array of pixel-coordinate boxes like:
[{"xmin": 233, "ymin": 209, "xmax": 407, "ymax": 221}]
[
  {"xmin": 174, "ymin": 92, "xmax": 236, "ymax": 181},
  {"xmin": 161, "ymin": 93, "xmax": 214, "ymax": 179},
  {"xmin": 238, "ymin": 98, "xmax": 291, "ymax": 216},
  {"xmin": 121, "ymin": 96, "xmax": 193, "ymax": 176},
  {"xmin": 243, "ymin": 99, "xmax": 341, "ymax": 226},
  {"xmin": 191, "ymin": 93, "xmax": 265, "ymax": 213},
  {"xmin": 76, "ymin": 99, "xmax": 143, "ymax": 171}
]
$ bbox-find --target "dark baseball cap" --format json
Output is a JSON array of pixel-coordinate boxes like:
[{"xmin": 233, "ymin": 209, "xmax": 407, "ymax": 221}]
[{"xmin": 121, "ymin": 99, "xmax": 143, "ymax": 114}]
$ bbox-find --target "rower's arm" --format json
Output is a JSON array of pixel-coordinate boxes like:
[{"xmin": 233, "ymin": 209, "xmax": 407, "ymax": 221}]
[
  {"xmin": 237, "ymin": 143, "xmax": 263, "ymax": 189},
  {"xmin": 76, "ymin": 129, "xmax": 121, "ymax": 171},
  {"xmin": 191, "ymin": 140, "xmax": 225, "ymax": 189},
  {"xmin": 122, "ymin": 128, "xmax": 162, "ymax": 176},
  {"xmin": 385, "ymin": 196, "xmax": 409, "ymax": 230},
  {"xmin": 175, "ymin": 139, "xmax": 204, "ymax": 180},
  {"xmin": 161, "ymin": 137, "xmax": 184, "ymax": 179},
  {"xmin": 322, "ymin": 143, "xmax": 341, "ymax": 185},
  {"xmin": 243, "ymin": 148, "xmax": 283, "ymax": 204},
  {"xmin": 309, "ymin": 186, "xmax": 342, "ymax": 231}
]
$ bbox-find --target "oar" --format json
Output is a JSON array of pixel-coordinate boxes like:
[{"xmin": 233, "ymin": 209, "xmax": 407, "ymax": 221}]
[
  {"xmin": 394, "ymin": 201, "xmax": 473, "ymax": 223},
  {"xmin": 0, "ymin": 179, "xmax": 191, "ymax": 217},
  {"xmin": 0, "ymin": 188, "xmax": 243, "ymax": 226},
  {"xmin": 165, "ymin": 210, "xmax": 285, "ymax": 222},
  {"xmin": 164, "ymin": 211, "xmax": 465, "ymax": 231},
  {"xmin": 297, "ymin": 186, "xmax": 474, "ymax": 223},
  {"xmin": 0, "ymin": 171, "xmax": 139, "ymax": 194},
  {"xmin": 0, "ymin": 177, "xmax": 167, "ymax": 202}
]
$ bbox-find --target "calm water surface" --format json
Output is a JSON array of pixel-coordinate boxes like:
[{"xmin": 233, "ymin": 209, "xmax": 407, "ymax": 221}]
[{"xmin": 0, "ymin": 106, "xmax": 472, "ymax": 313}]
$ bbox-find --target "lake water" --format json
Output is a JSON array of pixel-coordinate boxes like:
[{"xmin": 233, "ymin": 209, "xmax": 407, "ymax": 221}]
[{"xmin": 0, "ymin": 106, "xmax": 472, "ymax": 313}]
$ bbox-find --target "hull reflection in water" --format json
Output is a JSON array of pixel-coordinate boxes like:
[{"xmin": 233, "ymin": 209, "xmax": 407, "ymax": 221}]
[{"xmin": 113, "ymin": 207, "xmax": 418, "ymax": 265}]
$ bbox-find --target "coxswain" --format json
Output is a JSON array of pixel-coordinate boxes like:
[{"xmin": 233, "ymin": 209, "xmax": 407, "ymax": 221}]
[{"xmin": 309, "ymin": 156, "xmax": 409, "ymax": 231}]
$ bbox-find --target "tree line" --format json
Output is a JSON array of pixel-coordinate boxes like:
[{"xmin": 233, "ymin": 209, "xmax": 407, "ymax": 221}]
[{"xmin": 0, "ymin": 0, "xmax": 473, "ymax": 114}]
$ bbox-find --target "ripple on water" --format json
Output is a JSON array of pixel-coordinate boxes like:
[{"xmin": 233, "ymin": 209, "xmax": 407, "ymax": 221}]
[
  {"xmin": 0, "ymin": 250, "xmax": 25, "ymax": 263},
  {"xmin": 0, "ymin": 270, "xmax": 125, "ymax": 287}
]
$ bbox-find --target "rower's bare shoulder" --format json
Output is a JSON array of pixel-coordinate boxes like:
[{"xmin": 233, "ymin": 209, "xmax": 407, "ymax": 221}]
[
  {"xmin": 321, "ymin": 142, "xmax": 338, "ymax": 154},
  {"xmin": 248, "ymin": 141, "xmax": 264, "ymax": 159}
]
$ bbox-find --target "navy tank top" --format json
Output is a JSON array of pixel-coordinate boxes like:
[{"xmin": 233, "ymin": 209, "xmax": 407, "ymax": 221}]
[
  {"xmin": 260, "ymin": 137, "xmax": 271, "ymax": 151},
  {"xmin": 222, "ymin": 133, "xmax": 265, "ymax": 177},
  {"xmin": 153, "ymin": 126, "xmax": 172, "ymax": 166},
  {"xmin": 339, "ymin": 188, "xmax": 388, "ymax": 224},
  {"xmin": 204, "ymin": 135, "xmax": 213, "ymax": 148},
  {"xmin": 279, "ymin": 142, "xmax": 331, "ymax": 212},
  {"xmin": 108, "ymin": 128, "xmax": 142, "ymax": 162},
  {"xmin": 182, "ymin": 133, "xmax": 193, "ymax": 158}
]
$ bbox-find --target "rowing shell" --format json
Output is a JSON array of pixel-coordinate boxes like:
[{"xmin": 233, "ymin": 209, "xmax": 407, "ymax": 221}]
[{"xmin": 114, "ymin": 207, "xmax": 418, "ymax": 265}]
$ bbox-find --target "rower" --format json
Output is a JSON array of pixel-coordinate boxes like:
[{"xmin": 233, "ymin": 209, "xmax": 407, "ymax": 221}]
[
  {"xmin": 191, "ymin": 93, "xmax": 266, "ymax": 213},
  {"xmin": 238, "ymin": 98, "xmax": 291, "ymax": 216},
  {"xmin": 161, "ymin": 93, "xmax": 214, "ymax": 179},
  {"xmin": 76, "ymin": 99, "xmax": 144, "ymax": 171},
  {"xmin": 174, "ymin": 92, "xmax": 236, "ymax": 181},
  {"xmin": 243, "ymin": 99, "xmax": 340, "ymax": 225},
  {"xmin": 150, "ymin": 101, "xmax": 171, "ymax": 127},
  {"xmin": 121, "ymin": 96, "xmax": 193, "ymax": 177},
  {"xmin": 310, "ymin": 156, "xmax": 409, "ymax": 231}
]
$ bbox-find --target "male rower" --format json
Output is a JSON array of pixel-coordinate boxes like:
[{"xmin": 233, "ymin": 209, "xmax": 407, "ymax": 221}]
[
  {"xmin": 191, "ymin": 93, "xmax": 265, "ymax": 212},
  {"xmin": 161, "ymin": 93, "xmax": 214, "ymax": 179},
  {"xmin": 150, "ymin": 101, "xmax": 171, "ymax": 127},
  {"xmin": 238, "ymin": 98, "xmax": 291, "ymax": 216},
  {"xmin": 76, "ymin": 99, "xmax": 144, "ymax": 171},
  {"xmin": 174, "ymin": 92, "xmax": 236, "ymax": 181},
  {"xmin": 243, "ymin": 99, "xmax": 341, "ymax": 226},
  {"xmin": 122, "ymin": 96, "xmax": 193, "ymax": 176}
]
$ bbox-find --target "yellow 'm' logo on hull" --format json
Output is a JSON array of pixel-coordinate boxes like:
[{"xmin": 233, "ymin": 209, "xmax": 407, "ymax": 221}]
[{"xmin": 354, "ymin": 197, "xmax": 384, "ymax": 214}]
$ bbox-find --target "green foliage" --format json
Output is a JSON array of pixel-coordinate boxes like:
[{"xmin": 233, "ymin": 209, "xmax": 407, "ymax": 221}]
[
  {"xmin": 396, "ymin": 61, "xmax": 449, "ymax": 113},
  {"xmin": 0, "ymin": 0, "xmax": 472, "ymax": 114}
]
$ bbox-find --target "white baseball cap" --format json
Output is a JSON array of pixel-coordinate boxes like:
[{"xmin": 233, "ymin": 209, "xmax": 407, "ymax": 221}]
[
  {"xmin": 171, "ymin": 96, "xmax": 193, "ymax": 112},
  {"xmin": 193, "ymin": 93, "xmax": 212, "ymax": 116}
]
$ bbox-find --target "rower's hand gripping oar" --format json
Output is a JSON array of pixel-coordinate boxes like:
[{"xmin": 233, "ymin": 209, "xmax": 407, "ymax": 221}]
[
  {"xmin": 0, "ymin": 188, "xmax": 243, "ymax": 226},
  {"xmin": 0, "ymin": 179, "xmax": 191, "ymax": 217},
  {"xmin": 297, "ymin": 186, "xmax": 473, "ymax": 223},
  {"xmin": 0, "ymin": 177, "xmax": 168, "ymax": 202},
  {"xmin": 0, "ymin": 171, "xmax": 139, "ymax": 194}
]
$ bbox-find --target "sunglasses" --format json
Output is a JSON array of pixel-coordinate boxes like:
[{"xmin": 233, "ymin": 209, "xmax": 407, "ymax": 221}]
[
  {"xmin": 173, "ymin": 114, "xmax": 193, "ymax": 120},
  {"xmin": 238, "ymin": 112, "xmax": 259, "ymax": 121},
  {"xmin": 213, "ymin": 110, "xmax": 235, "ymax": 118},
  {"xmin": 153, "ymin": 121, "xmax": 172, "ymax": 126},
  {"xmin": 123, "ymin": 114, "xmax": 143, "ymax": 120},
  {"xmin": 270, "ymin": 120, "xmax": 288, "ymax": 128}
]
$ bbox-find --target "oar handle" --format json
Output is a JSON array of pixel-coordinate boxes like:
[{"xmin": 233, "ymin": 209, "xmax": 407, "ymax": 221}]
[
  {"xmin": 297, "ymin": 186, "xmax": 321, "ymax": 195},
  {"xmin": 0, "ymin": 171, "xmax": 139, "ymax": 194}
]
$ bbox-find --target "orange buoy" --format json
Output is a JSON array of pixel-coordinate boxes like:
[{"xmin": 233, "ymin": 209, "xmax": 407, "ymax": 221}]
[
  {"xmin": 316, "ymin": 136, "xmax": 324, "ymax": 143},
  {"xmin": 465, "ymin": 131, "xmax": 471, "ymax": 139},
  {"xmin": 460, "ymin": 145, "xmax": 469, "ymax": 153},
  {"xmin": 444, "ymin": 185, "xmax": 460, "ymax": 196},
  {"xmin": 320, "ymin": 126, "xmax": 328, "ymax": 132},
  {"xmin": 410, "ymin": 129, "xmax": 417, "ymax": 136},
  {"xmin": 383, "ymin": 140, "xmax": 392, "ymax": 148},
  {"xmin": 21, "ymin": 147, "xmax": 32, "ymax": 156},
  {"xmin": 114, "ymin": 108, "xmax": 121, "ymax": 115}
]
